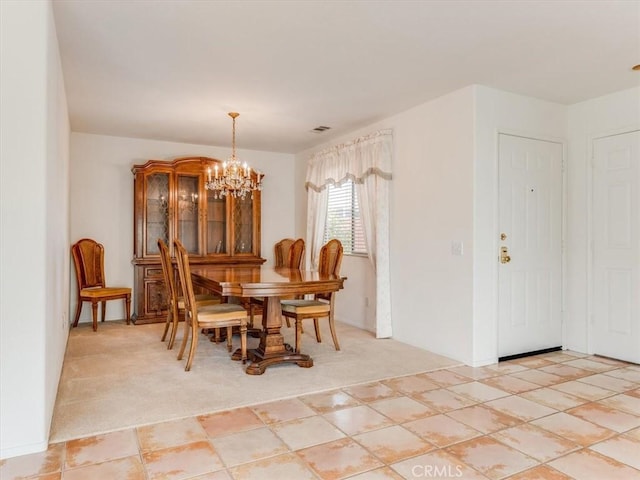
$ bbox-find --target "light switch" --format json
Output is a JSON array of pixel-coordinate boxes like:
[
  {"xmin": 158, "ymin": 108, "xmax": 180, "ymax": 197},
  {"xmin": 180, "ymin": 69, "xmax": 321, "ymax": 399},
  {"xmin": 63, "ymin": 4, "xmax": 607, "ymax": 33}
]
[{"xmin": 451, "ymin": 240, "xmax": 464, "ymax": 256}]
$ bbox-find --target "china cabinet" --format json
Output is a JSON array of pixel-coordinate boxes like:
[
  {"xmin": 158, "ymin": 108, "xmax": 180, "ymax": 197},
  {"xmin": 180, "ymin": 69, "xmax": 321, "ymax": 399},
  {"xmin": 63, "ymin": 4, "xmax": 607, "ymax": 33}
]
[{"xmin": 132, "ymin": 156, "xmax": 264, "ymax": 324}]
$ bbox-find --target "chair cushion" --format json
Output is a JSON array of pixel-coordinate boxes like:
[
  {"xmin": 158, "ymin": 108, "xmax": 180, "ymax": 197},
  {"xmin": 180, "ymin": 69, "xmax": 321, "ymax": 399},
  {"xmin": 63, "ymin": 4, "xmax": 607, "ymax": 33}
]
[
  {"xmin": 80, "ymin": 287, "xmax": 130, "ymax": 298},
  {"xmin": 198, "ymin": 303, "xmax": 248, "ymax": 323},
  {"xmin": 281, "ymin": 299, "xmax": 330, "ymax": 315}
]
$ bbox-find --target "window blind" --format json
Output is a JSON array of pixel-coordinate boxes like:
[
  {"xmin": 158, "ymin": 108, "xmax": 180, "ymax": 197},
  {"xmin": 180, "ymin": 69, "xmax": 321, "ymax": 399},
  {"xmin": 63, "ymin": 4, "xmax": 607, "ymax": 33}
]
[{"xmin": 323, "ymin": 180, "xmax": 367, "ymax": 255}]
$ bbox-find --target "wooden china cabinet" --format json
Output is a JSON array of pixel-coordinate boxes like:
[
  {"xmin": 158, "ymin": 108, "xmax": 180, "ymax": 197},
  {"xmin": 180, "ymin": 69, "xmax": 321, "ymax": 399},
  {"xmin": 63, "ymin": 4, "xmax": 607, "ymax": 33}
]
[{"xmin": 131, "ymin": 156, "xmax": 265, "ymax": 324}]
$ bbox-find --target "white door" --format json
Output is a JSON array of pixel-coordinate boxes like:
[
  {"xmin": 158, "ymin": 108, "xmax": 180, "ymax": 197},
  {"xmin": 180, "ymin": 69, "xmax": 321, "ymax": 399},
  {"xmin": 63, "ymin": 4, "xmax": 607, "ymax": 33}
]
[
  {"xmin": 498, "ymin": 134, "xmax": 563, "ymax": 358},
  {"xmin": 592, "ymin": 131, "xmax": 640, "ymax": 364}
]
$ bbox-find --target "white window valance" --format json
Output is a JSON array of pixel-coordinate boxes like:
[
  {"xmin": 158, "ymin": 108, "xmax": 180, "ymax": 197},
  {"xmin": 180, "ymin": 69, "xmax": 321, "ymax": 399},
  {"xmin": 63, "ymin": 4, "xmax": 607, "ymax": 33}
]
[{"xmin": 305, "ymin": 129, "xmax": 393, "ymax": 192}]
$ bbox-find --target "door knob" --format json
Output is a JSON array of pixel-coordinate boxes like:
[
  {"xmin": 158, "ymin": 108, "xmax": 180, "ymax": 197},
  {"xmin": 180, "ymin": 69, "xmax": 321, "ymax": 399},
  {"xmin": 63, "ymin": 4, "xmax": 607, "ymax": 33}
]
[{"xmin": 500, "ymin": 246, "xmax": 511, "ymax": 264}]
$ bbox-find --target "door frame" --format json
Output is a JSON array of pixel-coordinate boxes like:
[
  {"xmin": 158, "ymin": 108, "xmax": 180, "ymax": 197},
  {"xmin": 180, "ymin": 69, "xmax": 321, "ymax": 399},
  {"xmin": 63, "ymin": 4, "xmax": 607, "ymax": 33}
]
[
  {"xmin": 494, "ymin": 129, "xmax": 568, "ymax": 360},
  {"xmin": 587, "ymin": 126, "xmax": 640, "ymax": 355}
]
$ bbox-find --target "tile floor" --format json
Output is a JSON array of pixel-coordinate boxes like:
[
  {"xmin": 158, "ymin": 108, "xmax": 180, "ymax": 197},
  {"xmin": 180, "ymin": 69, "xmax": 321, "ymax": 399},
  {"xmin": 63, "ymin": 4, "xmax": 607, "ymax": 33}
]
[{"xmin": 2, "ymin": 350, "xmax": 639, "ymax": 480}]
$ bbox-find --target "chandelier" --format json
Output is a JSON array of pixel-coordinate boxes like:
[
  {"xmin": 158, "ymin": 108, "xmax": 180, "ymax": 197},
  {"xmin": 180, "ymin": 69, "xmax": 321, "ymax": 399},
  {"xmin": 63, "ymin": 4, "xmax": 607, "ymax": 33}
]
[{"xmin": 205, "ymin": 112, "xmax": 262, "ymax": 199}]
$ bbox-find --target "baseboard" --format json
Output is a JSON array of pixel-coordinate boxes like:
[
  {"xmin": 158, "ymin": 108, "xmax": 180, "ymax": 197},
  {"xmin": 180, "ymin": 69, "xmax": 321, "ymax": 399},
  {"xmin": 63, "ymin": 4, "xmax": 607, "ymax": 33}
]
[{"xmin": 1, "ymin": 439, "xmax": 49, "ymax": 460}]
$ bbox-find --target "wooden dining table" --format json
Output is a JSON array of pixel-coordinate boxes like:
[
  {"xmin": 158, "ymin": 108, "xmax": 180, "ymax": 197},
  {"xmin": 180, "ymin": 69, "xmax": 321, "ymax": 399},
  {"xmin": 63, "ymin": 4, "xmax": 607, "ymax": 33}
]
[{"xmin": 190, "ymin": 265, "xmax": 345, "ymax": 375}]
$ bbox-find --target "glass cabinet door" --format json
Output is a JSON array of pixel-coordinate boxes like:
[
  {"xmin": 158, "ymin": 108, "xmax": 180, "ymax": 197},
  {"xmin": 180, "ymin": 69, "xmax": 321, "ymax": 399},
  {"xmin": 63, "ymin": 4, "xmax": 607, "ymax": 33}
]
[
  {"xmin": 206, "ymin": 190, "xmax": 227, "ymax": 255},
  {"xmin": 176, "ymin": 174, "xmax": 200, "ymax": 254},
  {"xmin": 234, "ymin": 196, "xmax": 254, "ymax": 254},
  {"xmin": 145, "ymin": 173, "xmax": 169, "ymax": 255}
]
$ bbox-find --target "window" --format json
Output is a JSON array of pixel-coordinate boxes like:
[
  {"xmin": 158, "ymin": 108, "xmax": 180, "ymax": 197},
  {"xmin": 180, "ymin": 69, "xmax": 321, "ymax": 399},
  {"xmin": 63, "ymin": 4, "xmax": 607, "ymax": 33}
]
[{"xmin": 323, "ymin": 180, "xmax": 367, "ymax": 255}]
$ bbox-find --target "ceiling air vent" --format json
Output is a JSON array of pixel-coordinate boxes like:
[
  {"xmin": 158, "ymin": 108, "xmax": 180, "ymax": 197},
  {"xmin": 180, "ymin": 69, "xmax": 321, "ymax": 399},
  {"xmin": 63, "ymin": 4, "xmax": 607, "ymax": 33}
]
[{"xmin": 311, "ymin": 126, "xmax": 331, "ymax": 133}]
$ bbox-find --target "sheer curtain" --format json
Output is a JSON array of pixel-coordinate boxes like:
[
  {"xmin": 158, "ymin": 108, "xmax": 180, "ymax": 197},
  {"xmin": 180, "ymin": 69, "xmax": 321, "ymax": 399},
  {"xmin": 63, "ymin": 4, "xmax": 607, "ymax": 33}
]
[{"xmin": 305, "ymin": 129, "xmax": 393, "ymax": 338}]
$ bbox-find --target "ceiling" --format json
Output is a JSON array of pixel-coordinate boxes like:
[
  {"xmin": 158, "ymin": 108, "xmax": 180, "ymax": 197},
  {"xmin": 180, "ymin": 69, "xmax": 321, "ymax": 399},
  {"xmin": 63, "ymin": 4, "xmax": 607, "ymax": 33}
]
[{"xmin": 52, "ymin": 0, "xmax": 640, "ymax": 154}]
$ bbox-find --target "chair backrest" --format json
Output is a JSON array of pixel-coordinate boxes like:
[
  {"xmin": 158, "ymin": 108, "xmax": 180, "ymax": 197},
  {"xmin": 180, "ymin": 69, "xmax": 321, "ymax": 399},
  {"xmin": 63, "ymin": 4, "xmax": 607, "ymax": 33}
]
[
  {"xmin": 173, "ymin": 239, "xmax": 197, "ymax": 320},
  {"xmin": 317, "ymin": 239, "xmax": 343, "ymax": 301},
  {"xmin": 287, "ymin": 238, "xmax": 305, "ymax": 269},
  {"xmin": 71, "ymin": 238, "xmax": 106, "ymax": 290},
  {"xmin": 318, "ymin": 239, "xmax": 343, "ymax": 276},
  {"xmin": 157, "ymin": 238, "xmax": 177, "ymax": 307},
  {"xmin": 274, "ymin": 238, "xmax": 295, "ymax": 267}
]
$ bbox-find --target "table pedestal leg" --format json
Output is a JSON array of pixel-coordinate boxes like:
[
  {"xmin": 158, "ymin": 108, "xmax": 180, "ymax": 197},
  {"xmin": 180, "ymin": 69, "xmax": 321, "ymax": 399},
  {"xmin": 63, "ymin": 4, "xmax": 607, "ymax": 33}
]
[{"xmin": 242, "ymin": 296, "xmax": 313, "ymax": 375}]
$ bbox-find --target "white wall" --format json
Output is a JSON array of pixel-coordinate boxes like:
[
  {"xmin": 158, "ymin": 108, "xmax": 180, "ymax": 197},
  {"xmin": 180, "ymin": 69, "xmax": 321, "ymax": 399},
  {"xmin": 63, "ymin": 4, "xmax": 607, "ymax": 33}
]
[
  {"xmin": 473, "ymin": 86, "xmax": 568, "ymax": 365},
  {"xmin": 70, "ymin": 133, "xmax": 296, "ymax": 323},
  {"xmin": 44, "ymin": 0, "xmax": 71, "ymax": 451},
  {"xmin": 566, "ymin": 86, "xmax": 640, "ymax": 353},
  {"xmin": 390, "ymin": 88, "xmax": 475, "ymax": 364},
  {"xmin": 1, "ymin": 0, "xmax": 70, "ymax": 459}
]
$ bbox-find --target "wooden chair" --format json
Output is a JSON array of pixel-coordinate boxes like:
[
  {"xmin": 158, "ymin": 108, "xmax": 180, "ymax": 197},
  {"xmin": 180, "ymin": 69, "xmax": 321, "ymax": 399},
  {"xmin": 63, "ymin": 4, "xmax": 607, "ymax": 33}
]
[
  {"xmin": 158, "ymin": 239, "xmax": 221, "ymax": 350},
  {"xmin": 173, "ymin": 239, "xmax": 248, "ymax": 371},
  {"xmin": 249, "ymin": 238, "xmax": 305, "ymax": 327},
  {"xmin": 274, "ymin": 238, "xmax": 296, "ymax": 266},
  {"xmin": 71, "ymin": 238, "xmax": 131, "ymax": 332},
  {"xmin": 281, "ymin": 239, "xmax": 343, "ymax": 353},
  {"xmin": 287, "ymin": 238, "xmax": 306, "ymax": 271}
]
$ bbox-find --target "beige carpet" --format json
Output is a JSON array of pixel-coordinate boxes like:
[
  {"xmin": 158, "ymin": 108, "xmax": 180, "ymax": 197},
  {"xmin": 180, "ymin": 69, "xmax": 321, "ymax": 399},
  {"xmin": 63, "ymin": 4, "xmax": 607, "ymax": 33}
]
[{"xmin": 50, "ymin": 320, "xmax": 460, "ymax": 442}]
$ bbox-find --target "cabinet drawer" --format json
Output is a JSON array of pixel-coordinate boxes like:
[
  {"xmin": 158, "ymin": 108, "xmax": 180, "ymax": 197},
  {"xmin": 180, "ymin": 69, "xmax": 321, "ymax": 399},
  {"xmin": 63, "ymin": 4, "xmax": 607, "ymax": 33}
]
[{"xmin": 144, "ymin": 266, "xmax": 164, "ymax": 278}]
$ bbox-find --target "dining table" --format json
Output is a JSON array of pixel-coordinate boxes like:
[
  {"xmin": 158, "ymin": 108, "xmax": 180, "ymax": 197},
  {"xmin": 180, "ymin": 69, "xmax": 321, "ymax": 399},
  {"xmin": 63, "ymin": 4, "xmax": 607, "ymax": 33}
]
[{"xmin": 190, "ymin": 265, "xmax": 345, "ymax": 375}]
